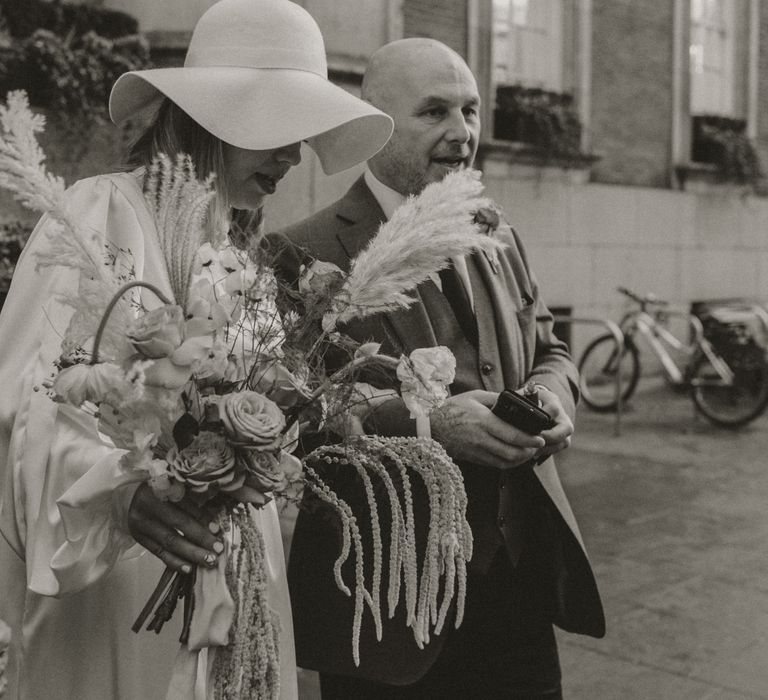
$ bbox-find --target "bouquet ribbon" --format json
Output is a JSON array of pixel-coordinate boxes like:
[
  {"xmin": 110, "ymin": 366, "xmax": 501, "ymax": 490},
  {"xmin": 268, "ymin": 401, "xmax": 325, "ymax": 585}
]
[{"xmin": 166, "ymin": 533, "xmax": 235, "ymax": 700}]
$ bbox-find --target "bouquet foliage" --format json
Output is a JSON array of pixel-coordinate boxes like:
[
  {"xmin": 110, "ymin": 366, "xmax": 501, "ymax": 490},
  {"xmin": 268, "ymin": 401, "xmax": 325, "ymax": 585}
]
[{"xmin": 0, "ymin": 90, "xmax": 508, "ymax": 699}]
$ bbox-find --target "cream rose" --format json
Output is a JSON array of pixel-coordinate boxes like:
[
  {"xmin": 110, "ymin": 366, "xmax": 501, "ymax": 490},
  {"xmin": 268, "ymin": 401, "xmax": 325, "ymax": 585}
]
[
  {"xmin": 249, "ymin": 360, "xmax": 311, "ymax": 410},
  {"xmin": 127, "ymin": 305, "xmax": 185, "ymax": 359},
  {"xmin": 166, "ymin": 431, "xmax": 243, "ymax": 495},
  {"xmin": 397, "ymin": 346, "xmax": 456, "ymax": 419},
  {"xmin": 214, "ymin": 391, "xmax": 285, "ymax": 449},
  {"xmin": 298, "ymin": 259, "xmax": 345, "ymax": 296}
]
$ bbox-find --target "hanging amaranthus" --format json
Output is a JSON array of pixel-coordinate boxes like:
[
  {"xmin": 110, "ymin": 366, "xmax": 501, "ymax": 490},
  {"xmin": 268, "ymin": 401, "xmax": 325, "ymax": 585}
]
[
  {"xmin": 303, "ymin": 436, "xmax": 473, "ymax": 667},
  {"xmin": 212, "ymin": 507, "xmax": 281, "ymax": 700}
]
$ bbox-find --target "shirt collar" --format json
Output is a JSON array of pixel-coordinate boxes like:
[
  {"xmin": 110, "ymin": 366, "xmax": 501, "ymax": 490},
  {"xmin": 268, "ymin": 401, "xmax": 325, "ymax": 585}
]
[{"xmin": 364, "ymin": 167, "xmax": 406, "ymax": 220}]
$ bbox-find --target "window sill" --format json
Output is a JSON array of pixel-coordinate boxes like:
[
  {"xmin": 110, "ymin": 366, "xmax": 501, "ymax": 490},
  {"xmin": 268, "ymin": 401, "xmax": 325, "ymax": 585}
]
[
  {"xmin": 674, "ymin": 162, "xmax": 761, "ymax": 196},
  {"xmin": 478, "ymin": 140, "xmax": 600, "ymax": 184}
]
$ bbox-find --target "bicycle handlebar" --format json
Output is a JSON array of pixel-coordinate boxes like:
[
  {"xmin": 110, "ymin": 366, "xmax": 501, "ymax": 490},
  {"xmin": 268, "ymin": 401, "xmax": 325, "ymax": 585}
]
[{"xmin": 617, "ymin": 286, "xmax": 669, "ymax": 308}]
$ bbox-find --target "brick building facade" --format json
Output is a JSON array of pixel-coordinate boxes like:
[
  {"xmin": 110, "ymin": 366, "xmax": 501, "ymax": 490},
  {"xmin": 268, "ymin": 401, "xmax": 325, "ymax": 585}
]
[{"xmin": 81, "ymin": 1, "xmax": 768, "ymax": 351}]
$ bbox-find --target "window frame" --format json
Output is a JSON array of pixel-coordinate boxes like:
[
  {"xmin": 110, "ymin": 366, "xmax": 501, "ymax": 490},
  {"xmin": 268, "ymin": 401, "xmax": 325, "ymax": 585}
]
[
  {"xmin": 671, "ymin": 0, "xmax": 760, "ymax": 185},
  {"xmin": 470, "ymin": 0, "xmax": 593, "ymax": 155}
]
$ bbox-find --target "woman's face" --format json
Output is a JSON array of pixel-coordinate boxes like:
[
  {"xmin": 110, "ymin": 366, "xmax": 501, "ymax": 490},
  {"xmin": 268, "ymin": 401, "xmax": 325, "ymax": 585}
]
[{"xmin": 222, "ymin": 142, "xmax": 302, "ymax": 210}]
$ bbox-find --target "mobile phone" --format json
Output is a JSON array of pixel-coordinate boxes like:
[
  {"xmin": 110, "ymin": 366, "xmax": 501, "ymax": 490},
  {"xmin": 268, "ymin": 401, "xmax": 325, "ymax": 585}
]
[{"xmin": 491, "ymin": 389, "xmax": 555, "ymax": 435}]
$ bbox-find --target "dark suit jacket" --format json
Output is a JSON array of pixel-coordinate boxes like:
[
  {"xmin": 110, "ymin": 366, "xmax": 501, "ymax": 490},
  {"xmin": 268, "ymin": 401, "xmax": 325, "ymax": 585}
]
[{"xmin": 280, "ymin": 177, "xmax": 605, "ymax": 685}]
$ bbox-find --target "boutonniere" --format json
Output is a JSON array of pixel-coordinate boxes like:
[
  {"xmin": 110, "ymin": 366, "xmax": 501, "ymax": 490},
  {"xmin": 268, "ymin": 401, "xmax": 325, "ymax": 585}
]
[{"xmin": 473, "ymin": 205, "xmax": 502, "ymax": 273}]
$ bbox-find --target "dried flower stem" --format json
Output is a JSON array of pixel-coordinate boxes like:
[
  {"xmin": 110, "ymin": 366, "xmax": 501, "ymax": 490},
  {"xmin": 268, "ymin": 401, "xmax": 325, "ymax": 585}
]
[{"xmin": 91, "ymin": 280, "xmax": 173, "ymax": 364}]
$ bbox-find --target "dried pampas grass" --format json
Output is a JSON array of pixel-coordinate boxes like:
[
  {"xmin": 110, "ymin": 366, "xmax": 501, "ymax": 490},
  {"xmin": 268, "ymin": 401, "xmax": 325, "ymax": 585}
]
[{"xmin": 325, "ymin": 168, "xmax": 505, "ymax": 330}]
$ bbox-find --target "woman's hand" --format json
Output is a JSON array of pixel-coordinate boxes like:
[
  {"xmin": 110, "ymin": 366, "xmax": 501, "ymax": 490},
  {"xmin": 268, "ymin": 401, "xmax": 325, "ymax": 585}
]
[{"xmin": 128, "ymin": 483, "xmax": 224, "ymax": 573}]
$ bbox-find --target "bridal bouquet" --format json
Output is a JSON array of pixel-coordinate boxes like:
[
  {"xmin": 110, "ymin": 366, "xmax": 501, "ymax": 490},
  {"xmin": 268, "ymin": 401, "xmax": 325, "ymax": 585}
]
[{"xmin": 0, "ymin": 91, "xmax": 506, "ymax": 699}]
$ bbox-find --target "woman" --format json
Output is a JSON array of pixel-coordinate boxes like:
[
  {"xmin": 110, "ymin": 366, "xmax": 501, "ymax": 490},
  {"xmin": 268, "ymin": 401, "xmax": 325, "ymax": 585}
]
[{"xmin": 0, "ymin": 0, "xmax": 392, "ymax": 698}]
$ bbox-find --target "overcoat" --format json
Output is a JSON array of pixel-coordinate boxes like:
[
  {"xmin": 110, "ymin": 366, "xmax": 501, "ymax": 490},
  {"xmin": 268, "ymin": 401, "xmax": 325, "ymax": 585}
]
[{"xmin": 282, "ymin": 177, "xmax": 605, "ymax": 684}]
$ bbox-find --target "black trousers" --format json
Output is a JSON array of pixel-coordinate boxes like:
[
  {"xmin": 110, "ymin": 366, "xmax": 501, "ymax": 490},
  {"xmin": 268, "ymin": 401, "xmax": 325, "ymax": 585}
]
[{"xmin": 319, "ymin": 548, "xmax": 562, "ymax": 700}]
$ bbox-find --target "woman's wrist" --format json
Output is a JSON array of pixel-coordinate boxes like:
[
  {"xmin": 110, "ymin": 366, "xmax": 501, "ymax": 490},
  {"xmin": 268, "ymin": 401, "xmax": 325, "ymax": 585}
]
[{"xmin": 111, "ymin": 481, "xmax": 143, "ymax": 536}]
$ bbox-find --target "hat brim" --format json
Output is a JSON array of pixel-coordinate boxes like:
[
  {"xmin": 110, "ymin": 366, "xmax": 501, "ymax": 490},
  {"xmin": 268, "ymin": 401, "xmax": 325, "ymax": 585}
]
[{"xmin": 110, "ymin": 67, "xmax": 393, "ymax": 175}]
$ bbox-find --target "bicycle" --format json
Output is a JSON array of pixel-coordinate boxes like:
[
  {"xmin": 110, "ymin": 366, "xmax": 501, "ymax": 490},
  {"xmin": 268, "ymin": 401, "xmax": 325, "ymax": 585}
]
[{"xmin": 578, "ymin": 287, "xmax": 768, "ymax": 428}]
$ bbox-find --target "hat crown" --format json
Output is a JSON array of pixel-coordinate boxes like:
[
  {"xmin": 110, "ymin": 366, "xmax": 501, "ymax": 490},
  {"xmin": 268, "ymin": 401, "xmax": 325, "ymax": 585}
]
[{"xmin": 185, "ymin": 0, "xmax": 327, "ymax": 78}]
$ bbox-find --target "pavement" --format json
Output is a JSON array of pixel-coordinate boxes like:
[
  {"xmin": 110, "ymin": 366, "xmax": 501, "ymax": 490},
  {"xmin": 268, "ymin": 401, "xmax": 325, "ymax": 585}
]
[
  {"xmin": 283, "ymin": 377, "xmax": 768, "ymax": 699},
  {"xmin": 556, "ymin": 377, "xmax": 768, "ymax": 699}
]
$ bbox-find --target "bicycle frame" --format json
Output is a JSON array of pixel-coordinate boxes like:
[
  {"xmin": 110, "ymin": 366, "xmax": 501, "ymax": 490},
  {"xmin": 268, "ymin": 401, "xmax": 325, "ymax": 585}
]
[{"xmin": 623, "ymin": 310, "xmax": 734, "ymax": 387}]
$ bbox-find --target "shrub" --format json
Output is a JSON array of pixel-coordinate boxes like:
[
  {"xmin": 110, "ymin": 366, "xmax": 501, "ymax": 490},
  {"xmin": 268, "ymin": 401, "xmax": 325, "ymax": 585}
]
[
  {"xmin": 0, "ymin": 0, "xmax": 138, "ymax": 40},
  {"xmin": 0, "ymin": 219, "xmax": 33, "ymax": 291},
  {"xmin": 692, "ymin": 115, "xmax": 763, "ymax": 188},
  {"xmin": 494, "ymin": 85, "xmax": 583, "ymax": 160},
  {"xmin": 0, "ymin": 28, "xmax": 150, "ymax": 122}
]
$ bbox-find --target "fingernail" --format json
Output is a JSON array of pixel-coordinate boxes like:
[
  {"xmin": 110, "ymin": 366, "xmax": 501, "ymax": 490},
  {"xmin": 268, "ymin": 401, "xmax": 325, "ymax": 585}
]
[
  {"xmin": 204, "ymin": 553, "xmax": 217, "ymax": 566},
  {"xmin": 208, "ymin": 521, "xmax": 220, "ymax": 534},
  {"xmin": 213, "ymin": 541, "xmax": 224, "ymax": 554},
  {"xmin": 181, "ymin": 564, "xmax": 192, "ymax": 574}
]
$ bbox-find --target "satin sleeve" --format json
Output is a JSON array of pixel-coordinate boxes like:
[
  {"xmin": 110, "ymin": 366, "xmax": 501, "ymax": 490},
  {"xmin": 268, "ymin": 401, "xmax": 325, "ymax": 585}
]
[{"xmin": 0, "ymin": 174, "xmax": 151, "ymax": 597}]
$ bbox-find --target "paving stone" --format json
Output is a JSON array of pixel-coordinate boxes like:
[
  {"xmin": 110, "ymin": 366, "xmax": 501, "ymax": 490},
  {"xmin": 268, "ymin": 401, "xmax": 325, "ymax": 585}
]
[
  {"xmin": 286, "ymin": 376, "xmax": 768, "ymax": 698},
  {"xmin": 558, "ymin": 377, "xmax": 768, "ymax": 698},
  {"xmin": 558, "ymin": 639, "xmax": 761, "ymax": 700}
]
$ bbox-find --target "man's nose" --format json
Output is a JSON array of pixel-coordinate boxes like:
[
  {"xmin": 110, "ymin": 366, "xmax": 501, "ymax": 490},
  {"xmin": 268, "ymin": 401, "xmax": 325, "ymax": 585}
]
[
  {"xmin": 444, "ymin": 110, "xmax": 471, "ymax": 144},
  {"xmin": 274, "ymin": 141, "xmax": 302, "ymax": 166}
]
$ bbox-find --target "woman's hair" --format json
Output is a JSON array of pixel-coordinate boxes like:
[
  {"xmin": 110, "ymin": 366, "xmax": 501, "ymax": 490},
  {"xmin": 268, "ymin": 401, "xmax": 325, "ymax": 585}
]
[
  {"xmin": 125, "ymin": 98, "xmax": 264, "ymax": 238},
  {"xmin": 126, "ymin": 99, "xmax": 225, "ymax": 184}
]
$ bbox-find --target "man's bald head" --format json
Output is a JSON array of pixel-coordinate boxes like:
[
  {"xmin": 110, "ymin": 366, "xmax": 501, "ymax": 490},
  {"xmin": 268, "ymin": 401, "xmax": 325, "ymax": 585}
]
[
  {"xmin": 362, "ymin": 39, "xmax": 470, "ymax": 109},
  {"xmin": 361, "ymin": 38, "xmax": 481, "ymax": 196}
]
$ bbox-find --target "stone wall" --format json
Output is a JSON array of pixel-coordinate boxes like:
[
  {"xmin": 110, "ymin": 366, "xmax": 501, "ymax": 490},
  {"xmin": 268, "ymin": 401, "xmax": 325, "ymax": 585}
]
[
  {"xmin": 479, "ymin": 154, "xmax": 768, "ymax": 355},
  {"xmin": 590, "ymin": 0, "xmax": 675, "ymax": 188},
  {"xmin": 403, "ymin": 0, "xmax": 468, "ymax": 57}
]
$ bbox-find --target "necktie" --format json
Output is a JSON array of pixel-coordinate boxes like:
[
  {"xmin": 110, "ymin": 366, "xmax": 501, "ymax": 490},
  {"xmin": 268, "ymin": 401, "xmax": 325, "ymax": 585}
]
[{"xmin": 438, "ymin": 261, "xmax": 478, "ymax": 345}]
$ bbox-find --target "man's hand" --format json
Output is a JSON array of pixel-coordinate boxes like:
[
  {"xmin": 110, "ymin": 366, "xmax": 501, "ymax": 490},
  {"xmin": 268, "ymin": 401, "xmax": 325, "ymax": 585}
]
[
  {"xmin": 534, "ymin": 386, "xmax": 574, "ymax": 462},
  {"xmin": 128, "ymin": 484, "xmax": 224, "ymax": 573},
  {"xmin": 430, "ymin": 390, "xmax": 546, "ymax": 470}
]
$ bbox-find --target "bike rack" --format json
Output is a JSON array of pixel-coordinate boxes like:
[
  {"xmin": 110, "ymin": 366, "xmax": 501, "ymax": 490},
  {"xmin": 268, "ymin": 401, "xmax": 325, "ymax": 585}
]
[{"xmin": 552, "ymin": 315, "xmax": 626, "ymax": 436}]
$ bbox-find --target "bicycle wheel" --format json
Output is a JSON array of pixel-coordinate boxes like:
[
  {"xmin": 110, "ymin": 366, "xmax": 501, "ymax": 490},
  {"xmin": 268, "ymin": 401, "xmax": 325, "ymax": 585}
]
[
  {"xmin": 690, "ymin": 347, "xmax": 768, "ymax": 428},
  {"xmin": 578, "ymin": 334, "xmax": 640, "ymax": 411}
]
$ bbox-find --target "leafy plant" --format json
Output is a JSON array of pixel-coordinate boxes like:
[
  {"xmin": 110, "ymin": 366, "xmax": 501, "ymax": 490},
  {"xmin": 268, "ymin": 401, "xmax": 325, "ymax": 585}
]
[
  {"xmin": 692, "ymin": 115, "xmax": 764, "ymax": 190},
  {"xmin": 0, "ymin": 219, "xmax": 33, "ymax": 291},
  {"xmin": 0, "ymin": 29, "xmax": 150, "ymax": 123},
  {"xmin": 494, "ymin": 85, "xmax": 583, "ymax": 160},
  {"xmin": 0, "ymin": 0, "xmax": 138, "ymax": 40}
]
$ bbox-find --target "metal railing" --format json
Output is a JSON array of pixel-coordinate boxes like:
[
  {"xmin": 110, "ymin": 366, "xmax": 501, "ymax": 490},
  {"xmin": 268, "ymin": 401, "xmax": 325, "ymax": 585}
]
[{"xmin": 553, "ymin": 315, "xmax": 625, "ymax": 436}]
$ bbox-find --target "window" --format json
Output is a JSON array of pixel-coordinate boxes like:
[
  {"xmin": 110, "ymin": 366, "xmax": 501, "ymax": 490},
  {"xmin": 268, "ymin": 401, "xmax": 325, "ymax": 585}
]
[
  {"xmin": 689, "ymin": 0, "xmax": 736, "ymax": 116},
  {"xmin": 674, "ymin": 0, "xmax": 761, "ymax": 188},
  {"xmin": 492, "ymin": 0, "xmax": 564, "ymax": 91}
]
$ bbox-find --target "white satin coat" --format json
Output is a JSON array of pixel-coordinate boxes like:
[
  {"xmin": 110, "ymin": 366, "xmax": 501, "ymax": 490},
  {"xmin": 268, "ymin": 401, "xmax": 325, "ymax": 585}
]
[{"xmin": 0, "ymin": 172, "xmax": 297, "ymax": 700}]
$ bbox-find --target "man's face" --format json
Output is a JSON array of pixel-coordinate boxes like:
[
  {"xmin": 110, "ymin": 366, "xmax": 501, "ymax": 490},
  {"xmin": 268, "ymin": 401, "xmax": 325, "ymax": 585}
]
[{"xmin": 369, "ymin": 52, "xmax": 481, "ymax": 196}]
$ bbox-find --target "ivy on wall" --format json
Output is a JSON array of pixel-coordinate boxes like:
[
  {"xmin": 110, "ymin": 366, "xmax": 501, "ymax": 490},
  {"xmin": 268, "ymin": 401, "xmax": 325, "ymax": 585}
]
[
  {"xmin": 0, "ymin": 220, "xmax": 32, "ymax": 292},
  {"xmin": 0, "ymin": 0, "xmax": 151, "ymax": 293},
  {"xmin": 0, "ymin": 0, "xmax": 151, "ymax": 123},
  {"xmin": 692, "ymin": 115, "xmax": 764, "ymax": 190},
  {"xmin": 493, "ymin": 85, "xmax": 584, "ymax": 161}
]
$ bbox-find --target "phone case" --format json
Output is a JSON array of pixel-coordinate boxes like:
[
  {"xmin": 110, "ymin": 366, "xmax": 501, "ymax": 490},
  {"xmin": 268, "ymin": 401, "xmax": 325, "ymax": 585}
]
[{"xmin": 491, "ymin": 389, "xmax": 554, "ymax": 435}]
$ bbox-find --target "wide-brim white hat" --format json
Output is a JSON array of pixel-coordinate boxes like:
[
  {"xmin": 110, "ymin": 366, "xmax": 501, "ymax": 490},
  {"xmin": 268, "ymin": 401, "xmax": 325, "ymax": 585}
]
[{"xmin": 109, "ymin": 0, "xmax": 393, "ymax": 175}]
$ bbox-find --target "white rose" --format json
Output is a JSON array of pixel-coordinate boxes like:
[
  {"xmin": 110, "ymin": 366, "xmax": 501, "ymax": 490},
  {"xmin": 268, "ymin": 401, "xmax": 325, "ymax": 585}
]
[{"xmin": 396, "ymin": 346, "xmax": 456, "ymax": 419}]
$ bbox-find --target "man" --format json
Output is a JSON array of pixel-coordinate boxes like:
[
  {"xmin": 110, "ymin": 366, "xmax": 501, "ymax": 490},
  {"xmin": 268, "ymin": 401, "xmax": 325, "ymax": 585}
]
[{"xmin": 283, "ymin": 38, "xmax": 604, "ymax": 699}]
